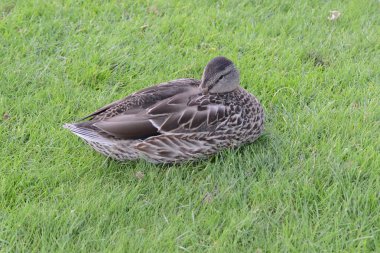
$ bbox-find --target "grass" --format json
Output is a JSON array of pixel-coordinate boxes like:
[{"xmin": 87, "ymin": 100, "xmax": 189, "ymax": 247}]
[{"xmin": 1, "ymin": 0, "xmax": 379, "ymax": 252}]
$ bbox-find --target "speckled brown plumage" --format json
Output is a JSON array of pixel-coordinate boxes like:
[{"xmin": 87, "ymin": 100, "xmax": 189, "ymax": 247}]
[{"xmin": 64, "ymin": 56, "xmax": 264, "ymax": 163}]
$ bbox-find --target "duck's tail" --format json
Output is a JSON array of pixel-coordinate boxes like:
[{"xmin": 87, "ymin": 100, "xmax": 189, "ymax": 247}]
[{"xmin": 63, "ymin": 123, "xmax": 114, "ymax": 145}]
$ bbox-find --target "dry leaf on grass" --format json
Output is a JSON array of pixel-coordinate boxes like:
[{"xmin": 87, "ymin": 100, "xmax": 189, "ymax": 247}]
[
  {"xmin": 203, "ymin": 192, "xmax": 214, "ymax": 204},
  {"xmin": 328, "ymin": 10, "xmax": 341, "ymax": 21},
  {"xmin": 135, "ymin": 171, "xmax": 145, "ymax": 180},
  {"xmin": 3, "ymin": 113, "xmax": 10, "ymax": 120},
  {"xmin": 140, "ymin": 24, "xmax": 149, "ymax": 31}
]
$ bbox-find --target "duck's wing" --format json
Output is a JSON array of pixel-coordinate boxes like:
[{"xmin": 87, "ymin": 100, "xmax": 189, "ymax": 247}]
[
  {"xmin": 146, "ymin": 93, "xmax": 229, "ymax": 133},
  {"xmin": 68, "ymin": 78, "xmax": 206, "ymax": 141},
  {"xmin": 92, "ymin": 91, "xmax": 230, "ymax": 140},
  {"xmin": 80, "ymin": 78, "xmax": 200, "ymax": 121}
]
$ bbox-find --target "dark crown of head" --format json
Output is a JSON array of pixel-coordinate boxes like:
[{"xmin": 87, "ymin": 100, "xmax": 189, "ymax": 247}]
[{"xmin": 203, "ymin": 56, "xmax": 234, "ymax": 83}]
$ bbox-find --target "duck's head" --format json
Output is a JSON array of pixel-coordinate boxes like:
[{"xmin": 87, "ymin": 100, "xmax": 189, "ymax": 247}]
[{"xmin": 200, "ymin": 56, "xmax": 240, "ymax": 94}]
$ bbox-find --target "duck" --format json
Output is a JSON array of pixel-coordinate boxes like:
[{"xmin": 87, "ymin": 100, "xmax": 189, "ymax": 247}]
[{"xmin": 64, "ymin": 56, "xmax": 264, "ymax": 163}]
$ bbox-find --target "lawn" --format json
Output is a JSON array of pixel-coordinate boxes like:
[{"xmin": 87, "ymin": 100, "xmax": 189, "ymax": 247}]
[{"xmin": 1, "ymin": 0, "xmax": 379, "ymax": 252}]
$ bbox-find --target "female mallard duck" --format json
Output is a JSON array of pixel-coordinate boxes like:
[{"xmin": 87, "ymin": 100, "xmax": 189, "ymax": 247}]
[{"xmin": 64, "ymin": 56, "xmax": 264, "ymax": 163}]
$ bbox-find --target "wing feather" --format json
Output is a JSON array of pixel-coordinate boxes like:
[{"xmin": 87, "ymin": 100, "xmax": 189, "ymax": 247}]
[{"xmin": 68, "ymin": 78, "xmax": 230, "ymax": 141}]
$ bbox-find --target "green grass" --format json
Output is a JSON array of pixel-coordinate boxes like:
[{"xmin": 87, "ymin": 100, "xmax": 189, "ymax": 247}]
[{"xmin": 1, "ymin": 0, "xmax": 379, "ymax": 252}]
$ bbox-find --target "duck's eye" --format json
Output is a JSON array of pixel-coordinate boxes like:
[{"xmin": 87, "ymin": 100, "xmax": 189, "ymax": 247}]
[{"xmin": 217, "ymin": 75, "xmax": 224, "ymax": 82}]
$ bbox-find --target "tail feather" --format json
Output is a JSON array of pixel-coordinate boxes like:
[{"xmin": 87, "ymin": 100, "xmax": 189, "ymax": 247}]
[{"xmin": 63, "ymin": 123, "xmax": 114, "ymax": 145}]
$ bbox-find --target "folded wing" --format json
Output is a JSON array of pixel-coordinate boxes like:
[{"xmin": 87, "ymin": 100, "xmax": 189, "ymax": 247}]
[{"xmin": 69, "ymin": 78, "xmax": 229, "ymax": 141}]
